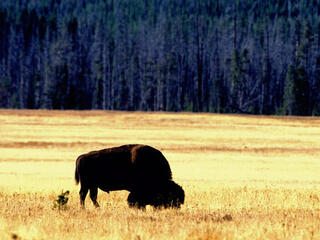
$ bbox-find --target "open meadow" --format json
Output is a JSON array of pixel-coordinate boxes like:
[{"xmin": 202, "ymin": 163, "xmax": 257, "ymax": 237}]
[{"xmin": 0, "ymin": 109, "xmax": 320, "ymax": 239}]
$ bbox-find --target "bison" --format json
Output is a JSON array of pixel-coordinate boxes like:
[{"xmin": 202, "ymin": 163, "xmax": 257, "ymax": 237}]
[{"xmin": 75, "ymin": 144, "xmax": 184, "ymax": 209}]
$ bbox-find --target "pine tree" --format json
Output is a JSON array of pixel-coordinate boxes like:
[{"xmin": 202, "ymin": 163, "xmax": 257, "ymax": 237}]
[
  {"xmin": 283, "ymin": 65, "xmax": 295, "ymax": 115},
  {"xmin": 229, "ymin": 49, "xmax": 252, "ymax": 113},
  {"xmin": 294, "ymin": 65, "xmax": 309, "ymax": 115},
  {"xmin": 283, "ymin": 64, "xmax": 309, "ymax": 115},
  {"xmin": 312, "ymin": 56, "xmax": 320, "ymax": 115}
]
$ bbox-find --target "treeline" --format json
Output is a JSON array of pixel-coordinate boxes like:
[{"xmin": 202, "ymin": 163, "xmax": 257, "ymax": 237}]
[{"xmin": 0, "ymin": 0, "xmax": 320, "ymax": 115}]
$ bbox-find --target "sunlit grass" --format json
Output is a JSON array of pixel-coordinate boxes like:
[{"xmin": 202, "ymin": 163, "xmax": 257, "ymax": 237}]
[{"xmin": 0, "ymin": 110, "xmax": 320, "ymax": 239}]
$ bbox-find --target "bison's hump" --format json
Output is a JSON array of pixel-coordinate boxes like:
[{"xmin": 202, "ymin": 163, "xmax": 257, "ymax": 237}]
[{"xmin": 131, "ymin": 145, "xmax": 172, "ymax": 181}]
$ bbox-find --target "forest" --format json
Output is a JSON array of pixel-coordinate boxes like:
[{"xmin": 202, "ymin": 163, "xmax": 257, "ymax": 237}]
[{"xmin": 0, "ymin": 0, "xmax": 320, "ymax": 115}]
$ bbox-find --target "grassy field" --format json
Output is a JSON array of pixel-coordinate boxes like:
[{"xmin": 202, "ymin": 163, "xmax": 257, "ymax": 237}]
[{"xmin": 0, "ymin": 109, "xmax": 320, "ymax": 239}]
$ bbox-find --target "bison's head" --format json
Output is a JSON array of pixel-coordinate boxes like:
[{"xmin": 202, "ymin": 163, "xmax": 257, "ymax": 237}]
[
  {"xmin": 147, "ymin": 180, "xmax": 185, "ymax": 209},
  {"xmin": 127, "ymin": 180, "xmax": 185, "ymax": 209},
  {"xmin": 161, "ymin": 180, "xmax": 185, "ymax": 208}
]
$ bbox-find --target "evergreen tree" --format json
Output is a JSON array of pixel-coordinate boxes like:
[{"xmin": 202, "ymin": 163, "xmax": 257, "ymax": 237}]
[
  {"xmin": 283, "ymin": 64, "xmax": 310, "ymax": 115},
  {"xmin": 312, "ymin": 56, "xmax": 320, "ymax": 115},
  {"xmin": 295, "ymin": 65, "xmax": 309, "ymax": 115},
  {"xmin": 283, "ymin": 65, "xmax": 295, "ymax": 115}
]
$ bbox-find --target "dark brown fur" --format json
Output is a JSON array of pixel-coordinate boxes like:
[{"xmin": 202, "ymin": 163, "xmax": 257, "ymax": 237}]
[{"xmin": 75, "ymin": 144, "xmax": 184, "ymax": 208}]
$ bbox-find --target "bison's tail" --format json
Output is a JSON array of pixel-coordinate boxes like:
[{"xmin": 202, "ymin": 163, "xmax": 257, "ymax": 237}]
[{"xmin": 75, "ymin": 166, "xmax": 80, "ymax": 185}]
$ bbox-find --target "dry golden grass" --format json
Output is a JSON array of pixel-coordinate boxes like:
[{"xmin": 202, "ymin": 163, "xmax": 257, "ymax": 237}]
[{"xmin": 0, "ymin": 109, "xmax": 320, "ymax": 239}]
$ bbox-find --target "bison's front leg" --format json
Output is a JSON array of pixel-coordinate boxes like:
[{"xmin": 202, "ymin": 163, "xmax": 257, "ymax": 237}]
[{"xmin": 89, "ymin": 187, "xmax": 100, "ymax": 207}]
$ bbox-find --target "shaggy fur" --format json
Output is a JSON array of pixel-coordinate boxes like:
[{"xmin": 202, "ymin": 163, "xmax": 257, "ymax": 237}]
[{"xmin": 75, "ymin": 144, "xmax": 183, "ymax": 208}]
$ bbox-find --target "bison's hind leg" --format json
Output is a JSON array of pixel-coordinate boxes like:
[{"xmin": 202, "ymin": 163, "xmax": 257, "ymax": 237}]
[
  {"xmin": 89, "ymin": 187, "xmax": 100, "ymax": 208},
  {"xmin": 127, "ymin": 192, "xmax": 146, "ymax": 210},
  {"xmin": 79, "ymin": 186, "xmax": 89, "ymax": 207}
]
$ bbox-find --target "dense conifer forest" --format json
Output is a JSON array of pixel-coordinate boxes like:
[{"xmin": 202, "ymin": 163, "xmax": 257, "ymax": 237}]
[{"xmin": 0, "ymin": 0, "xmax": 320, "ymax": 115}]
